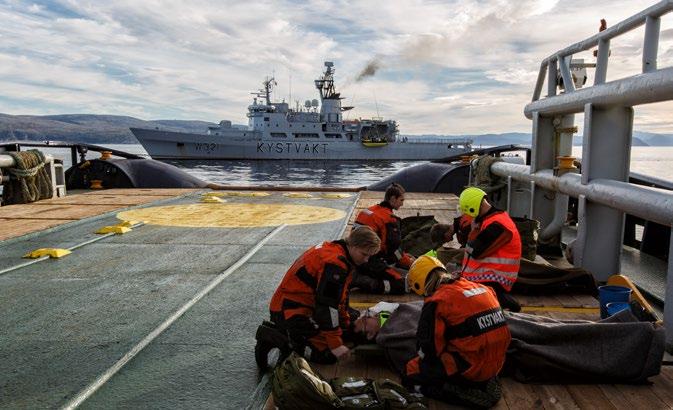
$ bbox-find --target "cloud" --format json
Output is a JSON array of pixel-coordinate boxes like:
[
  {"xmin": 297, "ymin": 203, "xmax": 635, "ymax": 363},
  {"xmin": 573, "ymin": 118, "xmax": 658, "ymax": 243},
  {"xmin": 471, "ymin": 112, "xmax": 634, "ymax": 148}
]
[{"xmin": 0, "ymin": 0, "xmax": 669, "ymax": 134}]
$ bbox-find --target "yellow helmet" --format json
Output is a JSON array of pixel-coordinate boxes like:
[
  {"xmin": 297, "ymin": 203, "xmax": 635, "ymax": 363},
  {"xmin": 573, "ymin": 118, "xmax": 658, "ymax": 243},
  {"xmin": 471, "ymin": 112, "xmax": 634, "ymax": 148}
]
[
  {"xmin": 459, "ymin": 187, "xmax": 487, "ymax": 217},
  {"xmin": 408, "ymin": 255, "xmax": 446, "ymax": 295}
]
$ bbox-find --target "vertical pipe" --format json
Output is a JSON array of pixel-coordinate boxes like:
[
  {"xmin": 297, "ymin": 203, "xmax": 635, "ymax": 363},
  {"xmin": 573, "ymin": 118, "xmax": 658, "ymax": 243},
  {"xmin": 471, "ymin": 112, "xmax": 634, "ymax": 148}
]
[
  {"xmin": 506, "ymin": 176, "xmax": 512, "ymax": 212},
  {"xmin": 665, "ymin": 228, "xmax": 673, "ymax": 353},
  {"xmin": 529, "ymin": 181, "xmax": 535, "ymax": 220},
  {"xmin": 578, "ymin": 104, "xmax": 633, "ymax": 280},
  {"xmin": 547, "ymin": 59, "xmax": 558, "ymax": 97},
  {"xmin": 594, "ymin": 39, "xmax": 610, "ymax": 85},
  {"xmin": 71, "ymin": 146, "xmax": 78, "ymax": 166},
  {"xmin": 533, "ymin": 62, "xmax": 548, "ymax": 101},
  {"xmin": 643, "ymin": 16, "xmax": 660, "ymax": 73},
  {"xmin": 559, "ymin": 55, "xmax": 575, "ymax": 92}
]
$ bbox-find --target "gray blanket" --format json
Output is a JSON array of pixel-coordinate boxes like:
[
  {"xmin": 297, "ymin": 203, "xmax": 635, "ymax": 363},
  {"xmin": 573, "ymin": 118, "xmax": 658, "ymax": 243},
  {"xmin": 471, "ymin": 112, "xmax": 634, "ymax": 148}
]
[{"xmin": 375, "ymin": 302, "xmax": 665, "ymax": 384}]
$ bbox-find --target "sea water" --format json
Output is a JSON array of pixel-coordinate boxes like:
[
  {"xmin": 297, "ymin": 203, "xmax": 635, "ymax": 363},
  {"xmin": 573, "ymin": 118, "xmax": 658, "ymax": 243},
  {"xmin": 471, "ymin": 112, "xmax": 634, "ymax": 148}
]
[{"xmin": 47, "ymin": 144, "xmax": 673, "ymax": 188}]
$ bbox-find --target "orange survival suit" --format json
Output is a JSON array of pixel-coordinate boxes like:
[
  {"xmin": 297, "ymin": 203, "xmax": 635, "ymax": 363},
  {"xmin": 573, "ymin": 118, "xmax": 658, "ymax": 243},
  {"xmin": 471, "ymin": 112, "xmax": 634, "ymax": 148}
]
[
  {"xmin": 459, "ymin": 207, "xmax": 522, "ymax": 312},
  {"xmin": 351, "ymin": 202, "xmax": 412, "ymax": 294},
  {"xmin": 269, "ymin": 240, "xmax": 356, "ymax": 363},
  {"xmin": 405, "ymin": 277, "xmax": 511, "ymax": 386}
]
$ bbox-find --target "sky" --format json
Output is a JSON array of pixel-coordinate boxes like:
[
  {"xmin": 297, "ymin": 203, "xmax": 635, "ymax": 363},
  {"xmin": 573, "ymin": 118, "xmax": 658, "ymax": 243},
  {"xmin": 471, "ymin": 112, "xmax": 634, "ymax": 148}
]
[{"xmin": 1, "ymin": 0, "xmax": 672, "ymax": 134}]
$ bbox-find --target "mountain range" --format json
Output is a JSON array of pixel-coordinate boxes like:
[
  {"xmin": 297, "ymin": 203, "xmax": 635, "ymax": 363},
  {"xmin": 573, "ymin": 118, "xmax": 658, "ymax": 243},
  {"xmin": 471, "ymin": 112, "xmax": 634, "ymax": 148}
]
[{"xmin": 1, "ymin": 113, "xmax": 672, "ymax": 146}]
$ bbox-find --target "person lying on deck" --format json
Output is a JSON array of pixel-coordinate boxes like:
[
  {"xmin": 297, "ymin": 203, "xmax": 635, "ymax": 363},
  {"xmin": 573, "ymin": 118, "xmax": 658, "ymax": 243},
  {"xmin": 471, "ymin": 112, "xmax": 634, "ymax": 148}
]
[
  {"xmin": 352, "ymin": 257, "xmax": 665, "ymax": 397},
  {"xmin": 369, "ymin": 255, "xmax": 510, "ymax": 409},
  {"xmin": 350, "ymin": 183, "xmax": 416, "ymax": 295},
  {"xmin": 430, "ymin": 186, "xmax": 522, "ymax": 311},
  {"xmin": 254, "ymin": 226, "xmax": 380, "ymax": 368}
]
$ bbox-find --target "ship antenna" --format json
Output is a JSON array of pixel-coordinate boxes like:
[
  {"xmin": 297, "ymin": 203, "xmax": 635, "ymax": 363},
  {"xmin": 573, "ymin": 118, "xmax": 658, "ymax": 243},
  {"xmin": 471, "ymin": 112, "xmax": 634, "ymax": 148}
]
[
  {"xmin": 373, "ymin": 89, "xmax": 380, "ymax": 119},
  {"xmin": 347, "ymin": 91, "xmax": 356, "ymax": 120}
]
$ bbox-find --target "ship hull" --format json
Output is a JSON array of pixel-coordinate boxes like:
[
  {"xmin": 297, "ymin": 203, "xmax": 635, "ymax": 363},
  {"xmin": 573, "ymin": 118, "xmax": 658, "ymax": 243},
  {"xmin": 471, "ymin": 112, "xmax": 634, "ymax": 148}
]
[{"xmin": 130, "ymin": 128, "xmax": 471, "ymax": 160}]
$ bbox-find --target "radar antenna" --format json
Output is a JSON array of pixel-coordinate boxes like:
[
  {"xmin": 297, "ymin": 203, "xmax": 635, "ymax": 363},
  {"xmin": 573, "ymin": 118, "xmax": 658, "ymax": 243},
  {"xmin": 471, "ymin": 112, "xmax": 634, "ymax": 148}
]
[
  {"xmin": 314, "ymin": 61, "xmax": 341, "ymax": 100},
  {"xmin": 251, "ymin": 76, "xmax": 277, "ymax": 105}
]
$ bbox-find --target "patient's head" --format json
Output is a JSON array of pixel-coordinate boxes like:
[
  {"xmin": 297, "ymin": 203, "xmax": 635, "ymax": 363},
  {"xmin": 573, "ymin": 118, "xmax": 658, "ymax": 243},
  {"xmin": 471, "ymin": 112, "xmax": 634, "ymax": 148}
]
[{"xmin": 353, "ymin": 310, "xmax": 382, "ymax": 341}]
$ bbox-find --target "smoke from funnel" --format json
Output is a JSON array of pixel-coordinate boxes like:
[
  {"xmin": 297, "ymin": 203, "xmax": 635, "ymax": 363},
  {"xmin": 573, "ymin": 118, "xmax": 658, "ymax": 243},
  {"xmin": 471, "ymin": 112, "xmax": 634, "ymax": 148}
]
[{"xmin": 355, "ymin": 59, "xmax": 381, "ymax": 82}]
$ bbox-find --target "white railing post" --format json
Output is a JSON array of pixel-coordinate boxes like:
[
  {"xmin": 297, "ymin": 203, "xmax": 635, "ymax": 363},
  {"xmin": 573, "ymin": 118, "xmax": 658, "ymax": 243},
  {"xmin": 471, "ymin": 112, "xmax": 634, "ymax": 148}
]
[
  {"xmin": 558, "ymin": 55, "xmax": 575, "ymax": 93},
  {"xmin": 547, "ymin": 59, "xmax": 557, "ymax": 97},
  {"xmin": 643, "ymin": 15, "xmax": 661, "ymax": 72},
  {"xmin": 594, "ymin": 39, "xmax": 610, "ymax": 85}
]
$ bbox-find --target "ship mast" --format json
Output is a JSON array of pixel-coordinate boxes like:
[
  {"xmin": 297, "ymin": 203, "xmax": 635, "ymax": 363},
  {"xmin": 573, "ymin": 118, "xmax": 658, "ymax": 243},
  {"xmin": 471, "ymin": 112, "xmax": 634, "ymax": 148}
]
[
  {"xmin": 251, "ymin": 76, "xmax": 277, "ymax": 105},
  {"xmin": 314, "ymin": 62, "xmax": 340, "ymax": 100}
]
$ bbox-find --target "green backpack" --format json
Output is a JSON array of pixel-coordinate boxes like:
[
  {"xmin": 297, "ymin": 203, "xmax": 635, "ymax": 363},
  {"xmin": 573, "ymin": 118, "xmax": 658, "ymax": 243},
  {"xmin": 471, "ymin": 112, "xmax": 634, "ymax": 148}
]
[{"xmin": 272, "ymin": 353, "xmax": 427, "ymax": 410}]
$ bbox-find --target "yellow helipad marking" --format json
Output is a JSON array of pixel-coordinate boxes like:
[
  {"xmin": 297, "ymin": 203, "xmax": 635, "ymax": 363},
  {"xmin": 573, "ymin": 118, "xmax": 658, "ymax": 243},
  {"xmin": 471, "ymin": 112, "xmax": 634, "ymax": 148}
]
[
  {"xmin": 283, "ymin": 192, "xmax": 314, "ymax": 198},
  {"xmin": 320, "ymin": 193, "xmax": 352, "ymax": 199},
  {"xmin": 117, "ymin": 203, "xmax": 345, "ymax": 228},
  {"xmin": 201, "ymin": 196, "xmax": 226, "ymax": 203},
  {"xmin": 213, "ymin": 191, "xmax": 271, "ymax": 197}
]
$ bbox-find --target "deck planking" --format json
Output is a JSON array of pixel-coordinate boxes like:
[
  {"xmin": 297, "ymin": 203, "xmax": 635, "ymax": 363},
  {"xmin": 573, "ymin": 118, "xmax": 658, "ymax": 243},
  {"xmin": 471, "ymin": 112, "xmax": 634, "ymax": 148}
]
[
  {"xmin": 327, "ymin": 191, "xmax": 672, "ymax": 410},
  {"xmin": 0, "ymin": 188, "xmax": 199, "ymax": 241}
]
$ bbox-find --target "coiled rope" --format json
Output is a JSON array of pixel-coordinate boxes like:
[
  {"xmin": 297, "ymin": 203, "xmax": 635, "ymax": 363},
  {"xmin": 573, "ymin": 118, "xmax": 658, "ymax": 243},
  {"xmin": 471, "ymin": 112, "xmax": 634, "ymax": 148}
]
[{"xmin": 3, "ymin": 150, "xmax": 53, "ymax": 205}]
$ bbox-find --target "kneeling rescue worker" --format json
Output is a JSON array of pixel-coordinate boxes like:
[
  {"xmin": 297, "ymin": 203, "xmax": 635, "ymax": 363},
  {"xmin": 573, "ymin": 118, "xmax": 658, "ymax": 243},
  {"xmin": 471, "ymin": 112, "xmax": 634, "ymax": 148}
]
[
  {"xmin": 457, "ymin": 187, "xmax": 522, "ymax": 312},
  {"xmin": 351, "ymin": 183, "xmax": 415, "ymax": 295},
  {"xmin": 254, "ymin": 226, "xmax": 381, "ymax": 368},
  {"xmin": 404, "ymin": 255, "xmax": 511, "ymax": 408}
]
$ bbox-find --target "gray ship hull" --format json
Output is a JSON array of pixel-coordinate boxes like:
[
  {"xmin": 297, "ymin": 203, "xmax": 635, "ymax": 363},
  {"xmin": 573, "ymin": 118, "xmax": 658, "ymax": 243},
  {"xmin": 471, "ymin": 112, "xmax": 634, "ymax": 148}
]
[{"xmin": 130, "ymin": 128, "xmax": 471, "ymax": 160}]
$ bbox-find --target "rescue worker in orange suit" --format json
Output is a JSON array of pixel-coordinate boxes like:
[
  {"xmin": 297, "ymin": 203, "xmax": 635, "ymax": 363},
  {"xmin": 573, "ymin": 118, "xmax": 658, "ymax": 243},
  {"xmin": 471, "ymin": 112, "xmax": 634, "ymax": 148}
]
[
  {"xmin": 403, "ymin": 255, "xmax": 510, "ymax": 408},
  {"xmin": 350, "ymin": 183, "xmax": 415, "ymax": 295},
  {"xmin": 254, "ymin": 227, "xmax": 381, "ymax": 368},
  {"xmin": 457, "ymin": 187, "xmax": 522, "ymax": 312}
]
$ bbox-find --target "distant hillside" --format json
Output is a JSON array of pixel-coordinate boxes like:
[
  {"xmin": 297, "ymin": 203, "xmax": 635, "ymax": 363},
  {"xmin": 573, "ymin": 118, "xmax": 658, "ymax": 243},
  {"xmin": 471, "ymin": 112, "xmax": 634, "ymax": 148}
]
[
  {"xmin": 0, "ymin": 113, "xmax": 219, "ymax": 144},
  {"xmin": 2, "ymin": 113, "xmax": 673, "ymax": 146},
  {"xmin": 405, "ymin": 132, "xmax": 672, "ymax": 147},
  {"xmin": 404, "ymin": 133, "xmax": 532, "ymax": 146}
]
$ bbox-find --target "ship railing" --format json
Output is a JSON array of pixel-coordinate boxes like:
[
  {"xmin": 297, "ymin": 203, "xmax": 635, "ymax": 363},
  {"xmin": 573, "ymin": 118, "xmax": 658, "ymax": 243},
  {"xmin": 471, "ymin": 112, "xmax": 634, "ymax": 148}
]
[
  {"xmin": 486, "ymin": 0, "xmax": 673, "ymax": 352},
  {"xmin": 403, "ymin": 137, "xmax": 473, "ymax": 145},
  {"xmin": 530, "ymin": 0, "xmax": 673, "ymax": 105}
]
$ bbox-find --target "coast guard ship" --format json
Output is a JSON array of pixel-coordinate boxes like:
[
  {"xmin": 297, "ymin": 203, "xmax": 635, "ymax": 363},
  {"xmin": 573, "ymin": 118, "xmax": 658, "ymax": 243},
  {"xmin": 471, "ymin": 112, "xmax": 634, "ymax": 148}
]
[{"xmin": 130, "ymin": 62, "xmax": 472, "ymax": 160}]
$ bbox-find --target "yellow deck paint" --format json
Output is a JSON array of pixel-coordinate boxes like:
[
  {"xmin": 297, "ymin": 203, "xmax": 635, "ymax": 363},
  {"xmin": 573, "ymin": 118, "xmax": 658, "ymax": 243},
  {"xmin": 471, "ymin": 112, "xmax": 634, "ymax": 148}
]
[
  {"xmin": 116, "ymin": 203, "xmax": 346, "ymax": 228},
  {"xmin": 283, "ymin": 192, "xmax": 314, "ymax": 199},
  {"xmin": 23, "ymin": 248, "xmax": 72, "ymax": 259},
  {"xmin": 200, "ymin": 196, "xmax": 226, "ymax": 203},
  {"xmin": 320, "ymin": 193, "xmax": 352, "ymax": 199},
  {"xmin": 207, "ymin": 191, "xmax": 271, "ymax": 197},
  {"xmin": 96, "ymin": 225, "xmax": 132, "ymax": 234}
]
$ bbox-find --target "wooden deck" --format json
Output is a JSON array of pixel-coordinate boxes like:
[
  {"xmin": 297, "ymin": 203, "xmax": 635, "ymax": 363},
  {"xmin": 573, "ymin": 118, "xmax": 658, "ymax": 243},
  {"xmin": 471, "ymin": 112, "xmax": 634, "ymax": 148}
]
[
  {"xmin": 266, "ymin": 190, "xmax": 673, "ymax": 409},
  {"xmin": 0, "ymin": 188, "xmax": 199, "ymax": 241}
]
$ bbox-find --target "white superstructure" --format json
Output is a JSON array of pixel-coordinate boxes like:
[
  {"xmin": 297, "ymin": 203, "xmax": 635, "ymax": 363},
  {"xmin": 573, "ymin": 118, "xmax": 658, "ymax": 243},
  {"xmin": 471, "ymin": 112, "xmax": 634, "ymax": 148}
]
[{"xmin": 131, "ymin": 62, "xmax": 472, "ymax": 160}]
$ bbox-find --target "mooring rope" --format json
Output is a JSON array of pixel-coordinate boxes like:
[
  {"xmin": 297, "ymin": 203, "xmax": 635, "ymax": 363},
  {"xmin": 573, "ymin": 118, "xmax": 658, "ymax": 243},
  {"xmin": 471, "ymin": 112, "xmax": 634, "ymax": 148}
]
[{"xmin": 3, "ymin": 149, "xmax": 53, "ymax": 205}]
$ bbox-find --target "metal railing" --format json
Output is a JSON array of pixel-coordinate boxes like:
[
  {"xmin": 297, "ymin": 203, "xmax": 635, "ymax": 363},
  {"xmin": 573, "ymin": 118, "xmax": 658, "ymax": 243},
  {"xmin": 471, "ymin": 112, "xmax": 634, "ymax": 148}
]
[
  {"xmin": 490, "ymin": 1, "xmax": 673, "ymax": 352},
  {"xmin": 531, "ymin": 0, "xmax": 673, "ymax": 104}
]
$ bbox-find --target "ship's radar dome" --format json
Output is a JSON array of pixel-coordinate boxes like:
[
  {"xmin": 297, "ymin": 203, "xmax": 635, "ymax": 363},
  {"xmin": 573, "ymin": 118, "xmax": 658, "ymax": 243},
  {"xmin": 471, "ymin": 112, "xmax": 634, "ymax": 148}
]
[
  {"xmin": 311, "ymin": 99, "xmax": 319, "ymax": 107},
  {"xmin": 304, "ymin": 100, "xmax": 312, "ymax": 108}
]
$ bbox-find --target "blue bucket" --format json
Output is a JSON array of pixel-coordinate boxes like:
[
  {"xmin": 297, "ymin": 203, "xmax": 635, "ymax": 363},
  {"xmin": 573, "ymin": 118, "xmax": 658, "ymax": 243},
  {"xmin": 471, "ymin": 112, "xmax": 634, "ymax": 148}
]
[
  {"xmin": 598, "ymin": 285, "xmax": 632, "ymax": 319},
  {"xmin": 606, "ymin": 301, "xmax": 631, "ymax": 316}
]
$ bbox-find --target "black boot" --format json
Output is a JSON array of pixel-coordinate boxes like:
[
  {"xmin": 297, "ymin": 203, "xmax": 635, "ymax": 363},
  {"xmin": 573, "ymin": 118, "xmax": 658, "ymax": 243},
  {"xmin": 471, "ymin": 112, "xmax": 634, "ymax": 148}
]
[{"xmin": 254, "ymin": 321, "xmax": 289, "ymax": 370}]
